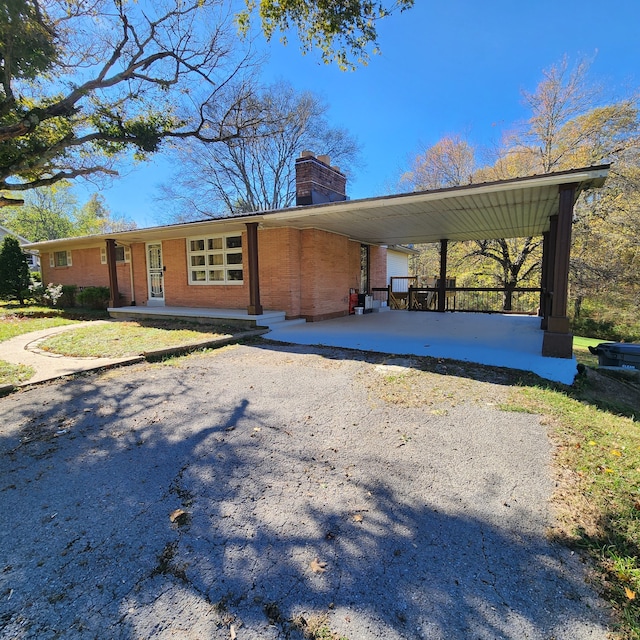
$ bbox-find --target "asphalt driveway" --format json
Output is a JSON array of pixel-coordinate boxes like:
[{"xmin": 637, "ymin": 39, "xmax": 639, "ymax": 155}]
[{"xmin": 0, "ymin": 343, "xmax": 611, "ymax": 639}]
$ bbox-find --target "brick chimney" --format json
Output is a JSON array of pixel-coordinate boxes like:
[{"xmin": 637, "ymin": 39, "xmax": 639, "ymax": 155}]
[{"xmin": 295, "ymin": 151, "xmax": 347, "ymax": 206}]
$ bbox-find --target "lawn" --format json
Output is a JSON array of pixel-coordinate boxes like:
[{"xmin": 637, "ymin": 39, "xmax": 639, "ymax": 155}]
[
  {"xmin": 507, "ymin": 371, "xmax": 640, "ymax": 639},
  {"xmin": 37, "ymin": 319, "xmax": 236, "ymax": 357}
]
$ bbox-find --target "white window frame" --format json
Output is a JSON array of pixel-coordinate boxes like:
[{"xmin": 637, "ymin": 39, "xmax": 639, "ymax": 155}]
[
  {"xmin": 100, "ymin": 245, "xmax": 131, "ymax": 264},
  {"xmin": 186, "ymin": 233, "xmax": 244, "ymax": 285},
  {"xmin": 50, "ymin": 250, "xmax": 72, "ymax": 268}
]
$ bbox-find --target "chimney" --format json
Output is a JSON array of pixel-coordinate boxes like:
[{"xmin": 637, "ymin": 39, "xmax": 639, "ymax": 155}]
[{"xmin": 295, "ymin": 151, "xmax": 347, "ymax": 206}]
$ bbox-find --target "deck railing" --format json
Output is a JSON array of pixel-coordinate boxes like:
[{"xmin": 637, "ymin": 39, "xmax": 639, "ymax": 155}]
[{"xmin": 379, "ymin": 285, "xmax": 542, "ymax": 314}]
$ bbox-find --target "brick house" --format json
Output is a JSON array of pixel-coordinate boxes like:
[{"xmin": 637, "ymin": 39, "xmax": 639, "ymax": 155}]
[{"xmin": 26, "ymin": 156, "xmax": 610, "ymax": 358}]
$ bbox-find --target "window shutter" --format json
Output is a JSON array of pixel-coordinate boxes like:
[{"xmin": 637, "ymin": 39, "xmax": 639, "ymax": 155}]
[
  {"xmin": 100, "ymin": 247, "xmax": 107, "ymax": 264},
  {"xmin": 49, "ymin": 253, "xmax": 54, "ymax": 268},
  {"xmin": 124, "ymin": 247, "xmax": 131, "ymax": 263},
  {"xmin": 66, "ymin": 251, "xmax": 72, "ymax": 267}
]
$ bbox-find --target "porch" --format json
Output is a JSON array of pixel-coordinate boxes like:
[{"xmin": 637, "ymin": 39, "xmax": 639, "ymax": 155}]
[{"xmin": 108, "ymin": 306, "xmax": 289, "ymax": 329}]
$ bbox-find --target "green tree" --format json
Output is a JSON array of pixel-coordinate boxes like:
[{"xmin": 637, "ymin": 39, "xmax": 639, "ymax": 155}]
[
  {"xmin": 1, "ymin": 184, "xmax": 75, "ymax": 240},
  {"xmin": 238, "ymin": 0, "xmax": 414, "ymax": 70},
  {"xmin": 0, "ymin": 184, "xmax": 134, "ymax": 240},
  {"xmin": 0, "ymin": 0, "xmax": 412, "ymax": 200},
  {"xmin": 75, "ymin": 194, "xmax": 136, "ymax": 235},
  {"xmin": 0, "ymin": 235, "xmax": 30, "ymax": 304}
]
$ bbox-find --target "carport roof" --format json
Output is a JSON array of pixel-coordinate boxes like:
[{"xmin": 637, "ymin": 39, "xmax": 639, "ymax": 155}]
[{"xmin": 26, "ymin": 164, "xmax": 609, "ymax": 251}]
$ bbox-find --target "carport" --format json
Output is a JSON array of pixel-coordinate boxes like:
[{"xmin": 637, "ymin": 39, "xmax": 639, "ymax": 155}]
[{"xmin": 257, "ymin": 164, "xmax": 610, "ymax": 360}]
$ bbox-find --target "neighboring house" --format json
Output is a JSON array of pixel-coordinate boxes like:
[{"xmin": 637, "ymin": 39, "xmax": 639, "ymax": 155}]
[
  {"xmin": 25, "ymin": 154, "xmax": 610, "ymax": 358},
  {"xmin": 0, "ymin": 224, "xmax": 40, "ymax": 271}
]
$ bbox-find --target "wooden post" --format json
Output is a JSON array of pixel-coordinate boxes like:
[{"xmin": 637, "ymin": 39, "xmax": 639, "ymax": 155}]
[
  {"xmin": 542, "ymin": 185, "xmax": 575, "ymax": 357},
  {"xmin": 437, "ymin": 239, "xmax": 448, "ymax": 313},
  {"xmin": 106, "ymin": 239, "xmax": 120, "ymax": 308},
  {"xmin": 245, "ymin": 222, "xmax": 263, "ymax": 316}
]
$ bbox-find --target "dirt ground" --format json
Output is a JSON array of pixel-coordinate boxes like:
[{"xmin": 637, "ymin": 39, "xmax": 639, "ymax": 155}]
[{"xmin": 0, "ymin": 342, "xmax": 612, "ymax": 639}]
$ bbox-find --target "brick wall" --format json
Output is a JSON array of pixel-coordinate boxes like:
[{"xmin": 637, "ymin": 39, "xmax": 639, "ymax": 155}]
[
  {"xmin": 40, "ymin": 228, "xmax": 387, "ymax": 321},
  {"xmin": 369, "ymin": 245, "xmax": 388, "ymax": 289},
  {"xmin": 42, "ymin": 246, "xmax": 133, "ymax": 305}
]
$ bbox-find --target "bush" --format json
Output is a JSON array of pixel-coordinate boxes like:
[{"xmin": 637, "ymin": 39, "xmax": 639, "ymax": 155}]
[
  {"xmin": 58, "ymin": 285, "xmax": 78, "ymax": 308},
  {"xmin": 77, "ymin": 286, "xmax": 110, "ymax": 310},
  {"xmin": 571, "ymin": 316, "xmax": 639, "ymax": 343}
]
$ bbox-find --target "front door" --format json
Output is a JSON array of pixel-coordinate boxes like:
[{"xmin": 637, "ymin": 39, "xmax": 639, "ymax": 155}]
[{"xmin": 146, "ymin": 243, "xmax": 165, "ymax": 306}]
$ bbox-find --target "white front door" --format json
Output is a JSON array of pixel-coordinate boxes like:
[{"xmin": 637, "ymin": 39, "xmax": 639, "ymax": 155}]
[{"xmin": 146, "ymin": 243, "xmax": 165, "ymax": 306}]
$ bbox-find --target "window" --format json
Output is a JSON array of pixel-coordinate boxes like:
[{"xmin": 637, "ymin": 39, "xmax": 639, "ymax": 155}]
[
  {"xmin": 50, "ymin": 250, "xmax": 72, "ymax": 268},
  {"xmin": 186, "ymin": 234, "xmax": 243, "ymax": 284},
  {"xmin": 100, "ymin": 245, "xmax": 131, "ymax": 264}
]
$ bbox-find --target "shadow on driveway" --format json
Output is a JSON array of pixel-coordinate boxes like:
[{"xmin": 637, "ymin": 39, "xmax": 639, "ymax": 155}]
[{"xmin": 0, "ymin": 343, "xmax": 610, "ymax": 639}]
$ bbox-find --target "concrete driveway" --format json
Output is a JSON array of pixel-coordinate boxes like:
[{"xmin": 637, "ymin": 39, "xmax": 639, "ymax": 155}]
[{"xmin": 0, "ymin": 343, "xmax": 610, "ymax": 639}]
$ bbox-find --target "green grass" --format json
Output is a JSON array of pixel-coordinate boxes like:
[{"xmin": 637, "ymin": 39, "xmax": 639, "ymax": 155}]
[
  {"xmin": 509, "ymin": 380, "xmax": 640, "ymax": 638},
  {"xmin": 38, "ymin": 320, "xmax": 234, "ymax": 357},
  {"xmin": 573, "ymin": 335, "xmax": 608, "ymax": 369},
  {"xmin": 0, "ymin": 360, "xmax": 35, "ymax": 386}
]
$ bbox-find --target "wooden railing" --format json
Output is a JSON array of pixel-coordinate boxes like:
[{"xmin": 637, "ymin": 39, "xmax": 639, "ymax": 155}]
[{"xmin": 379, "ymin": 285, "xmax": 543, "ymax": 314}]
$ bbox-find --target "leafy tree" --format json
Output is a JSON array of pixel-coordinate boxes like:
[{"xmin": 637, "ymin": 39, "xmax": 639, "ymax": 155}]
[
  {"xmin": 238, "ymin": 0, "xmax": 415, "ymax": 70},
  {"xmin": 0, "ymin": 235, "xmax": 30, "ymax": 304},
  {"xmin": 0, "ymin": 184, "xmax": 135, "ymax": 240},
  {"xmin": 75, "ymin": 194, "xmax": 136, "ymax": 235},
  {"xmin": 399, "ymin": 135, "xmax": 476, "ymax": 192},
  {"xmin": 0, "ymin": 0, "xmax": 412, "ymax": 201},
  {"xmin": 400, "ymin": 58, "xmax": 640, "ymax": 312},
  {"xmin": 165, "ymin": 82, "xmax": 360, "ymax": 219},
  {"xmin": 1, "ymin": 184, "xmax": 75, "ymax": 240}
]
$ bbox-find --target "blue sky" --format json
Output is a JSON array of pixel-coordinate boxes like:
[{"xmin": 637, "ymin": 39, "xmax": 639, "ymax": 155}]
[{"xmin": 74, "ymin": 0, "xmax": 640, "ymax": 228}]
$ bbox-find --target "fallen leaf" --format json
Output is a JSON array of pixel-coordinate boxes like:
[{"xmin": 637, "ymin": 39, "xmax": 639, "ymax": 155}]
[
  {"xmin": 625, "ymin": 586, "xmax": 636, "ymax": 600},
  {"xmin": 310, "ymin": 558, "xmax": 327, "ymax": 573},
  {"xmin": 169, "ymin": 509, "xmax": 189, "ymax": 525},
  {"xmin": 253, "ymin": 427, "xmax": 261, "ymax": 432},
  {"xmin": 352, "ymin": 513, "xmax": 363, "ymax": 523},
  {"xmin": 230, "ymin": 623, "xmax": 237, "ymax": 639},
  {"xmin": 588, "ymin": 441, "xmax": 597, "ymax": 446},
  {"xmin": 611, "ymin": 450, "xmax": 622, "ymax": 457}
]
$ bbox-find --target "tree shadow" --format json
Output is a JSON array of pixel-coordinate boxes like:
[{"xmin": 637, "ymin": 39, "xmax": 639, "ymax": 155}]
[{"xmin": 0, "ymin": 346, "xmax": 612, "ymax": 639}]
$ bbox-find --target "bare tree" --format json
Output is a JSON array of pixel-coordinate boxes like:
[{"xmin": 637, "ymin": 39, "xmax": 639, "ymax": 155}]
[{"xmin": 164, "ymin": 82, "xmax": 360, "ymax": 219}]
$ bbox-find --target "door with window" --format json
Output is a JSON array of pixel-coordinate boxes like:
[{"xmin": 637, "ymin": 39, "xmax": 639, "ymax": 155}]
[{"xmin": 146, "ymin": 243, "xmax": 165, "ymax": 305}]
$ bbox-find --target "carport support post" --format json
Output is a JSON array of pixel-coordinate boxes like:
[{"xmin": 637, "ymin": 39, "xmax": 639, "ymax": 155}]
[
  {"xmin": 539, "ymin": 223, "xmax": 555, "ymax": 330},
  {"xmin": 438, "ymin": 239, "xmax": 448, "ymax": 313},
  {"xmin": 106, "ymin": 239, "xmax": 121, "ymax": 308},
  {"xmin": 542, "ymin": 185, "xmax": 575, "ymax": 358},
  {"xmin": 245, "ymin": 222, "xmax": 263, "ymax": 316}
]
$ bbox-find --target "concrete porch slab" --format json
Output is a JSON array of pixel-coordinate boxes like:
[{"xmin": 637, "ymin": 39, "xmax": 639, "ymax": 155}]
[
  {"xmin": 108, "ymin": 306, "xmax": 287, "ymax": 328},
  {"xmin": 266, "ymin": 310, "xmax": 579, "ymax": 385}
]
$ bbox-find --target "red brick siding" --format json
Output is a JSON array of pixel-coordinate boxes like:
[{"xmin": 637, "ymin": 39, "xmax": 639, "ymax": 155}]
[
  {"xmin": 369, "ymin": 245, "xmax": 387, "ymax": 289},
  {"xmin": 258, "ymin": 228, "xmax": 302, "ymax": 318},
  {"xmin": 40, "ymin": 229, "xmax": 388, "ymax": 321},
  {"xmin": 42, "ymin": 247, "xmax": 133, "ymax": 305}
]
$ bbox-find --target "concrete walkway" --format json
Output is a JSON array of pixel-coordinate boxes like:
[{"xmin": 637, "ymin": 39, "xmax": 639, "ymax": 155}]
[{"xmin": 0, "ymin": 322, "xmax": 143, "ymax": 387}]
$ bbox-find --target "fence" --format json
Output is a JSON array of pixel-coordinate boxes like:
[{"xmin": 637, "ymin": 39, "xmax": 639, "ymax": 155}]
[{"xmin": 380, "ymin": 285, "xmax": 542, "ymax": 314}]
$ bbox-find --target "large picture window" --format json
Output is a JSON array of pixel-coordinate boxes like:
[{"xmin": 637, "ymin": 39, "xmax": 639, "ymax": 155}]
[{"xmin": 186, "ymin": 234, "xmax": 243, "ymax": 284}]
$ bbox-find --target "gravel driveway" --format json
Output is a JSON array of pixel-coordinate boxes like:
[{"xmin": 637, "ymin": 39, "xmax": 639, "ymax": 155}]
[{"xmin": 0, "ymin": 342, "xmax": 611, "ymax": 639}]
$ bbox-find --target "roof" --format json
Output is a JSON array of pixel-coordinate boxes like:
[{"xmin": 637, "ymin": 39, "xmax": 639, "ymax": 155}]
[
  {"xmin": 0, "ymin": 224, "xmax": 31, "ymax": 245},
  {"xmin": 25, "ymin": 165, "xmax": 609, "ymax": 252}
]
